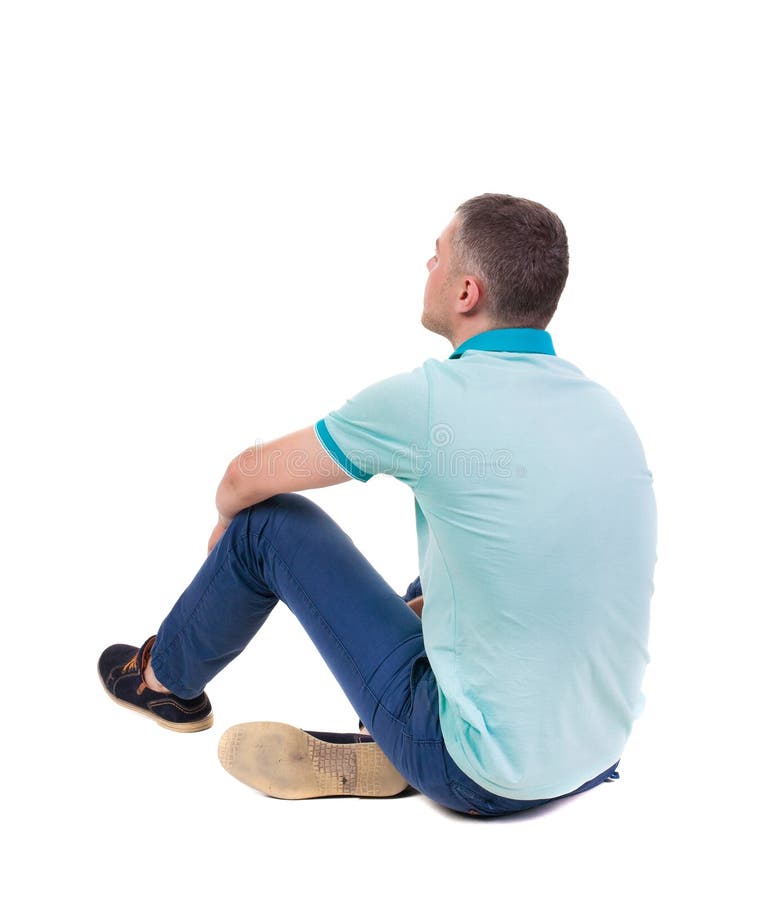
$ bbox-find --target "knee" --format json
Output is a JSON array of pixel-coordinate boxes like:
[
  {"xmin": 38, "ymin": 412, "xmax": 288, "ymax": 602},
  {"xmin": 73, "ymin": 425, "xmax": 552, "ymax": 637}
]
[
  {"xmin": 236, "ymin": 492, "xmax": 322, "ymax": 535},
  {"xmin": 245, "ymin": 492, "xmax": 317, "ymax": 517}
]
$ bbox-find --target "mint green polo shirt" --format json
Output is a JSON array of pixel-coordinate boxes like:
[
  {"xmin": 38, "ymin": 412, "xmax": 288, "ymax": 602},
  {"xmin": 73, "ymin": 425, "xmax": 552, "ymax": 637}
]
[{"xmin": 314, "ymin": 328, "xmax": 657, "ymax": 800}]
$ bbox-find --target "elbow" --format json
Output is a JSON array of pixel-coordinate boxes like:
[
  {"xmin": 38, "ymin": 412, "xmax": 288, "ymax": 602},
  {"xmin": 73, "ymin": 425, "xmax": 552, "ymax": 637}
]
[
  {"xmin": 217, "ymin": 452, "xmax": 273, "ymax": 518},
  {"xmin": 216, "ymin": 462, "xmax": 242, "ymax": 521}
]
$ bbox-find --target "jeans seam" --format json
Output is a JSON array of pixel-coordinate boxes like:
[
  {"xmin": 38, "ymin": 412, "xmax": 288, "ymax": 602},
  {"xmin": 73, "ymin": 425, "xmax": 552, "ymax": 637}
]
[
  {"xmin": 366, "ymin": 633, "xmax": 423, "ymax": 685},
  {"xmin": 444, "ymin": 779, "xmax": 488, "ymax": 815}
]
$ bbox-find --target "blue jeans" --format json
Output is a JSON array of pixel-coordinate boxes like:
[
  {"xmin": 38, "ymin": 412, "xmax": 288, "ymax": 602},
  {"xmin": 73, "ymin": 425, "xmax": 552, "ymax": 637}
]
[{"xmin": 150, "ymin": 493, "xmax": 620, "ymax": 817}]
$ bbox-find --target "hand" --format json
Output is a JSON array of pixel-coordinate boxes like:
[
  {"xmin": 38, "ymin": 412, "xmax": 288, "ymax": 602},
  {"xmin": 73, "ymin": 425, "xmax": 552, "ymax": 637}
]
[
  {"xmin": 407, "ymin": 595, "xmax": 424, "ymax": 618},
  {"xmin": 207, "ymin": 514, "xmax": 231, "ymax": 555}
]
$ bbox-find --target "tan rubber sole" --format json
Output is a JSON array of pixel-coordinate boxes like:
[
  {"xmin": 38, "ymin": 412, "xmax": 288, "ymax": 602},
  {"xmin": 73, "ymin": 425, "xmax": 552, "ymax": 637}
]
[
  {"xmin": 98, "ymin": 669, "xmax": 213, "ymax": 733},
  {"xmin": 218, "ymin": 721, "xmax": 409, "ymax": 799}
]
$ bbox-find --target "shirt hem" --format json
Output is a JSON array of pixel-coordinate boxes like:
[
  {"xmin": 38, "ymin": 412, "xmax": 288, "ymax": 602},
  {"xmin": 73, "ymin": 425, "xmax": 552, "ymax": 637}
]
[{"xmin": 444, "ymin": 731, "xmax": 621, "ymax": 801}]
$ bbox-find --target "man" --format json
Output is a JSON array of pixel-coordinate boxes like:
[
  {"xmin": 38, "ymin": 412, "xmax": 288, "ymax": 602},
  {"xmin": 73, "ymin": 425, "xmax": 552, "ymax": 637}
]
[{"xmin": 99, "ymin": 193, "xmax": 657, "ymax": 817}]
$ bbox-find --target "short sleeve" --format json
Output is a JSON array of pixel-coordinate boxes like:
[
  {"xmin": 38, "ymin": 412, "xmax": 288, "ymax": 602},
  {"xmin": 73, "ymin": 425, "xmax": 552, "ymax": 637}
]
[{"xmin": 314, "ymin": 366, "xmax": 430, "ymax": 487}]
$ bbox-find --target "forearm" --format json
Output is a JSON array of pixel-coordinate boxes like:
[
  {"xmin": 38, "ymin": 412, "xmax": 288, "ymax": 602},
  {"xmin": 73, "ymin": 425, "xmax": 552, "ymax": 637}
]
[
  {"xmin": 215, "ymin": 470, "xmax": 240, "ymax": 523},
  {"xmin": 214, "ymin": 464, "xmax": 271, "ymax": 523}
]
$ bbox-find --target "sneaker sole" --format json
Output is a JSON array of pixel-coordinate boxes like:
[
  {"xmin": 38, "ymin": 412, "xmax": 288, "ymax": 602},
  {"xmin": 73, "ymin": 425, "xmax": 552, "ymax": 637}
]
[
  {"xmin": 217, "ymin": 721, "xmax": 408, "ymax": 799},
  {"xmin": 98, "ymin": 667, "xmax": 213, "ymax": 733}
]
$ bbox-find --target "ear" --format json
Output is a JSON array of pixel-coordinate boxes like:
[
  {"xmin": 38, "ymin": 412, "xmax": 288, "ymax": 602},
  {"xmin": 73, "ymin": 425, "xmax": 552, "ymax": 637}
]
[{"xmin": 455, "ymin": 275, "xmax": 483, "ymax": 314}]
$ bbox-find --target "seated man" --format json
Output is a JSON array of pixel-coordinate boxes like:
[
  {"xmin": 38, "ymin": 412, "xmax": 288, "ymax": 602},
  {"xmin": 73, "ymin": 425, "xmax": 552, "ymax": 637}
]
[{"xmin": 99, "ymin": 193, "xmax": 657, "ymax": 817}]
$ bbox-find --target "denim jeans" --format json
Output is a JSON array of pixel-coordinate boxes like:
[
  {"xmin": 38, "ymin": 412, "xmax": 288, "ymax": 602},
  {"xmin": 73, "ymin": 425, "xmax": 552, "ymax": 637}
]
[{"xmin": 150, "ymin": 493, "xmax": 620, "ymax": 817}]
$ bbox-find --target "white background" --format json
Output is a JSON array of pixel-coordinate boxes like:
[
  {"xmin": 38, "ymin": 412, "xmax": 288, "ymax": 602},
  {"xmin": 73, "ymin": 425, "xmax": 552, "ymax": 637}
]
[{"xmin": 1, "ymin": 1, "xmax": 761, "ymax": 897}]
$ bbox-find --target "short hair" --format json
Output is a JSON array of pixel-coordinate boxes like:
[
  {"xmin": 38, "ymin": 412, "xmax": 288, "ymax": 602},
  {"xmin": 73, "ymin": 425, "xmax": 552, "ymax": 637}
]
[{"xmin": 451, "ymin": 193, "xmax": 569, "ymax": 329}]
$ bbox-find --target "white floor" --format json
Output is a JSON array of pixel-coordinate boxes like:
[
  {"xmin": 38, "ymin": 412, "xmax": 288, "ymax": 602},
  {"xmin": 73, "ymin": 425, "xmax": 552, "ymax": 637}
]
[{"xmin": 4, "ymin": 602, "xmax": 753, "ymax": 900}]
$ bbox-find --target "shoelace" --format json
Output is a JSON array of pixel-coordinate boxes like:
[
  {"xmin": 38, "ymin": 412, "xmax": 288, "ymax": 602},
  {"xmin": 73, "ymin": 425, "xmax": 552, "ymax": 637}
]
[
  {"xmin": 122, "ymin": 653, "xmax": 138, "ymax": 673},
  {"xmin": 122, "ymin": 651, "xmax": 148, "ymax": 694}
]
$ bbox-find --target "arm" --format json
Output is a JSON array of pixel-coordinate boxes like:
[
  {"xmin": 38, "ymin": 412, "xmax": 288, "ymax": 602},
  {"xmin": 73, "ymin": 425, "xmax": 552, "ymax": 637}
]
[{"xmin": 215, "ymin": 424, "xmax": 353, "ymax": 524}]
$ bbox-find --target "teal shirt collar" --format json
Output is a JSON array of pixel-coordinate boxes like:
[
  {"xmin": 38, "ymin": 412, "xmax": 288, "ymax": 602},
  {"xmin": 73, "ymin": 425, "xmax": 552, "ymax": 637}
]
[{"xmin": 449, "ymin": 327, "xmax": 556, "ymax": 360}]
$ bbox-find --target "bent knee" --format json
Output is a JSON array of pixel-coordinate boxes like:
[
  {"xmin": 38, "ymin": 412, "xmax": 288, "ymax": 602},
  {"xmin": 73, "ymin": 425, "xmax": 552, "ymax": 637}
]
[{"xmin": 238, "ymin": 492, "xmax": 324, "ymax": 534}]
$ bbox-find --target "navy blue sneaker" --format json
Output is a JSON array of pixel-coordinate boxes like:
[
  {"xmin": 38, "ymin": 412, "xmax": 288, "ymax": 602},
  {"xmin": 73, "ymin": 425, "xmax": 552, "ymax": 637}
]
[
  {"xmin": 98, "ymin": 635, "xmax": 213, "ymax": 732},
  {"xmin": 217, "ymin": 722, "xmax": 408, "ymax": 799}
]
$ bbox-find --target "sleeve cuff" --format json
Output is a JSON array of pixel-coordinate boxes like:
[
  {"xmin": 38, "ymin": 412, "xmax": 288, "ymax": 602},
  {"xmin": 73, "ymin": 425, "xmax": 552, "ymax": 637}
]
[{"xmin": 314, "ymin": 418, "xmax": 374, "ymax": 482}]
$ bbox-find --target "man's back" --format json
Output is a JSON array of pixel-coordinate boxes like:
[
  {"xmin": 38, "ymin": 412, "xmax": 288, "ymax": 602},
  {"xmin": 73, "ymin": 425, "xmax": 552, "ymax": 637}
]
[{"xmin": 315, "ymin": 328, "xmax": 657, "ymax": 800}]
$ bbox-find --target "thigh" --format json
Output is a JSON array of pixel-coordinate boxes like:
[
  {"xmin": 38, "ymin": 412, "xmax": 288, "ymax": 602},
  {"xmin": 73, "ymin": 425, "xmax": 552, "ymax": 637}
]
[
  {"xmin": 242, "ymin": 493, "xmax": 425, "ymax": 738},
  {"xmin": 242, "ymin": 494, "xmax": 514, "ymax": 813}
]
